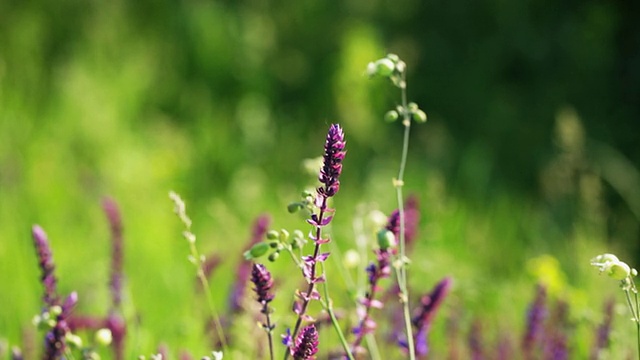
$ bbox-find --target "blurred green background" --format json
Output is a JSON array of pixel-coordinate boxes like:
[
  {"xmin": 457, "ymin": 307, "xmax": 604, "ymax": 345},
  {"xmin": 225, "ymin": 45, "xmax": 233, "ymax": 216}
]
[{"xmin": 1, "ymin": 0, "xmax": 639, "ymax": 358}]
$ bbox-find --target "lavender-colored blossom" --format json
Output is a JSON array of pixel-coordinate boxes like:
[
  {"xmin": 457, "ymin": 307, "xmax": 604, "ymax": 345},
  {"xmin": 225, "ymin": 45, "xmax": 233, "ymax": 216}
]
[
  {"xmin": 251, "ymin": 263, "xmax": 275, "ymax": 306},
  {"xmin": 411, "ymin": 277, "xmax": 453, "ymax": 357},
  {"xmin": 591, "ymin": 299, "xmax": 614, "ymax": 360},
  {"xmin": 544, "ymin": 300, "xmax": 569, "ymax": 360},
  {"xmin": 403, "ymin": 195, "xmax": 420, "ymax": 251},
  {"xmin": 103, "ymin": 197, "xmax": 124, "ymax": 310},
  {"xmin": 522, "ymin": 284, "xmax": 547, "ymax": 358},
  {"xmin": 286, "ymin": 125, "xmax": 346, "ymax": 357},
  {"xmin": 32, "ymin": 225, "xmax": 58, "ymax": 307},
  {"xmin": 290, "ymin": 325, "xmax": 319, "ymax": 360},
  {"xmin": 317, "ymin": 124, "xmax": 346, "ymax": 198},
  {"xmin": 43, "ymin": 292, "xmax": 77, "ymax": 360},
  {"xmin": 229, "ymin": 215, "xmax": 270, "ymax": 313},
  {"xmin": 102, "ymin": 197, "xmax": 127, "ymax": 360}
]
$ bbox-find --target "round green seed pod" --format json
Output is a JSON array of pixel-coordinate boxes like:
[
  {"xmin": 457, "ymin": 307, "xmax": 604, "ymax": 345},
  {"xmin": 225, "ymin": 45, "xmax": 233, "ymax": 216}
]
[
  {"xmin": 268, "ymin": 251, "xmax": 280, "ymax": 262},
  {"xmin": 377, "ymin": 229, "xmax": 397, "ymax": 250},
  {"xmin": 384, "ymin": 110, "xmax": 399, "ymax": 122},
  {"xmin": 375, "ymin": 58, "xmax": 395, "ymax": 77},
  {"xmin": 608, "ymin": 261, "xmax": 631, "ymax": 280},
  {"xmin": 413, "ymin": 109, "xmax": 427, "ymax": 123},
  {"xmin": 266, "ymin": 230, "xmax": 279, "ymax": 240}
]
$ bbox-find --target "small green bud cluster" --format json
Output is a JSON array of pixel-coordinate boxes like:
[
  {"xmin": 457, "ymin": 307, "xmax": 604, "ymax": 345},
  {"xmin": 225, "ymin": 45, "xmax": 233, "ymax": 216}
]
[
  {"xmin": 385, "ymin": 102, "xmax": 427, "ymax": 125},
  {"xmin": 591, "ymin": 253, "xmax": 636, "ymax": 281},
  {"xmin": 244, "ymin": 228, "xmax": 306, "ymax": 262},
  {"xmin": 287, "ymin": 190, "xmax": 316, "ymax": 215},
  {"xmin": 367, "ymin": 53, "xmax": 407, "ymax": 88}
]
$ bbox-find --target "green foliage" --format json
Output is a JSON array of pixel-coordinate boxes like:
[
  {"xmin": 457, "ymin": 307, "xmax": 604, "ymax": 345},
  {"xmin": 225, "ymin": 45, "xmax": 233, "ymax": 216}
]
[{"xmin": 1, "ymin": 0, "xmax": 639, "ymax": 358}]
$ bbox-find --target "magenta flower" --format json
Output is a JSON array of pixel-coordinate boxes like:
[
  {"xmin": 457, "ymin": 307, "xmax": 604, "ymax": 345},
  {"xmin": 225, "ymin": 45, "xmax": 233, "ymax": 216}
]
[
  {"xmin": 290, "ymin": 325, "xmax": 319, "ymax": 360},
  {"xmin": 317, "ymin": 124, "xmax": 346, "ymax": 198},
  {"xmin": 32, "ymin": 225, "xmax": 58, "ymax": 307}
]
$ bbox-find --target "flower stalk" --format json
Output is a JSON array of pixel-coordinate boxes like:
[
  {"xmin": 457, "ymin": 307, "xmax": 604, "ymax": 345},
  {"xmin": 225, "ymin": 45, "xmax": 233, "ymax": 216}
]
[{"xmin": 284, "ymin": 124, "xmax": 347, "ymax": 360}]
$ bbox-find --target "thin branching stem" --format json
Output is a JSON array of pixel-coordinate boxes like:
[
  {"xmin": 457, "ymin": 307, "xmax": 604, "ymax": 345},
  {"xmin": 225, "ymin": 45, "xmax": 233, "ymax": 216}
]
[{"xmin": 393, "ymin": 70, "xmax": 416, "ymax": 359}]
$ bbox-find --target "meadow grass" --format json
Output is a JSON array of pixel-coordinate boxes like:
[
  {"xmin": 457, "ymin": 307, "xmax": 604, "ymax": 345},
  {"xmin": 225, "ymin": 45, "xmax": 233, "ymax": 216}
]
[{"xmin": 0, "ymin": 52, "xmax": 636, "ymax": 359}]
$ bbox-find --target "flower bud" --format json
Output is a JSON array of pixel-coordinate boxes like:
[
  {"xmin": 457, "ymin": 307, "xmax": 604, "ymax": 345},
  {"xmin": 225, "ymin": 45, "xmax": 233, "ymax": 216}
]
[
  {"xmin": 384, "ymin": 110, "xmax": 399, "ymax": 122},
  {"xmin": 287, "ymin": 202, "xmax": 303, "ymax": 213},
  {"xmin": 279, "ymin": 229, "xmax": 290, "ymax": 242},
  {"xmin": 374, "ymin": 58, "xmax": 395, "ymax": 77},
  {"xmin": 608, "ymin": 261, "xmax": 631, "ymax": 280},
  {"xmin": 266, "ymin": 230, "xmax": 279, "ymax": 240},
  {"xmin": 66, "ymin": 333, "xmax": 83, "ymax": 348},
  {"xmin": 386, "ymin": 53, "xmax": 400, "ymax": 63},
  {"xmin": 244, "ymin": 242, "xmax": 270, "ymax": 260},
  {"xmin": 377, "ymin": 229, "xmax": 397, "ymax": 250},
  {"xmin": 413, "ymin": 109, "xmax": 427, "ymax": 123},
  {"xmin": 268, "ymin": 251, "xmax": 280, "ymax": 262}
]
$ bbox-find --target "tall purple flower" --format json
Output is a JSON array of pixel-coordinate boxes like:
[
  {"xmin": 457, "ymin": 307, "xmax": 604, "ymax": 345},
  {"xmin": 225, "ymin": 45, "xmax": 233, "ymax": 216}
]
[
  {"xmin": 317, "ymin": 124, "xmax": 346, "ymax": 198},
  {"xmin": 351, "ymin": 212, "xmax": 399, "ymax": 353},
  {"xmin": 32, "ymin": 225, "xmax": 58, "ymax": 307},
  {"xmin": 591, "ymin": 299, "xmax": 614, "ymax": 360},
  {"xmin": 522, "ymin": 284, "xmax": 547, "ymax": 359},
  {"xmin": 290, "ymin": 325, "xmax": 319, "ymax": 360},
  {"xmin": 411, "ymin": 277, "xmax": 453, "ymax": 357},
  {"xmin": 102, "ymin": 197, "xmax": 124, "ymax": 310},
  {"xmin": 43, "ymin": 292, "xmax": 77, "ymax": 360},
  {"xmin": 252, "ymin": 263, "xmax": 275, "ymax": 306},
  {"xmin": 287, "ymin": 124, "xmax": 346, "ymax": 357},
  {"xmin": 230, "ymin": 215, "xmax": 271, "ymax": 313},
  {"xmin": 102, "ymin": 197, "xmax": 127, "ymax": 360},
  {"xmin": 252, "ymin": 262, "xmax": 276, "ymax": 360}
]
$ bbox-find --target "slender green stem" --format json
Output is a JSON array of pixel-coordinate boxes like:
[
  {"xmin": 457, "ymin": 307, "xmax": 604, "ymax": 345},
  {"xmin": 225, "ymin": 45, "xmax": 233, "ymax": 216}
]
[
  {"xmin": 191, "ymin": 243, "xmax": 228, "ymax": 352},
  {"xmin": 284, "ymin": 196, "xmax": 328, "ymax": 360},
  {"xmin": 320, "ymin": 262, "xmax": 355, "ymax": 360},
  {"xmin": 393, "ymin": 70, "xmax": 416, "ymax": 359}
]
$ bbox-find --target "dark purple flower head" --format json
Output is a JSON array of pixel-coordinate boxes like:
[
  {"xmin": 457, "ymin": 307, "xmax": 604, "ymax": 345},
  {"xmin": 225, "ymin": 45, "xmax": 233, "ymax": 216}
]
[
  {"xmin": 290, "ymin": 324, "xmax": 319, "ymax": 360},
  {"xmin": 592, "ymin": 299, "xmax": 614, "ymax": 359},
  {"xmin": 385, "ymin": 210, "xmax": 400, "ymax": 237},
  {"xmin": 412, "ymin": 277, "xmax": 453, "ymax": 330},
  {"xmin": 32, "ymin": 225, "xmax": 58, "ymax": 307},
  {"xmin": 229, "ymin": 215, "xmax": 270, "ymax": 313},
  {"xmin": 410, "ymin": 277, "xmax": 452, "ymax": 357},
  {"xmin": 251, "ymin": 263, "xmax": 275, "ymax": 305},
  {"xmin": 318, "ymin": 124, "xmax": 346, "ymax": 198},
  {"xmin": 522, "ymin": 284, "xmax": 547, "ymax": 356}
]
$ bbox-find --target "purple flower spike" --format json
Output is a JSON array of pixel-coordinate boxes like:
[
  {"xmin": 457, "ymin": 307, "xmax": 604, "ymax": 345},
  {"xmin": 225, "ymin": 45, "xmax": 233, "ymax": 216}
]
[
  {"xmin": 32, "ymin": 225, "xmax": 58, "ymax": 307},
  {"xmin": 102, "ymin": 197, "xmax": 124, "ymax": 311},
  {"xmin": 318, "ymin": 124, "xmax": 346, "ymax": 198},
  {"xmin": 411, "ymin": 277, "xmax": 453, "ymax": 357},
  {"xmin": 229, "ymin": 215, "xmax": 270, "ymax": 313},
  {"xmin": 522, "ymin": 284, "xmax": 547, "ymax": 358},
  {"xmin": 591, "ymin": 299, "xmax": 614, "ymax": 359},
  {"xmin": 290, "ymin": 325, "xmax": 319, "ymax": 360},
  {"xmin": 251, "ymin": 263, "xmax": 275, "ymax": 305}
]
